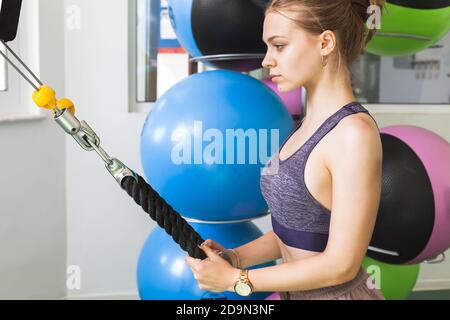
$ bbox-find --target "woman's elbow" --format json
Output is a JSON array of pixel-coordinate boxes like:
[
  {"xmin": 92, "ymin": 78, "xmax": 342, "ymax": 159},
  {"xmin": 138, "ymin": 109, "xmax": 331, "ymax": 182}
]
[{"xmin": 331, "ymin": 262, "xmax": 361, "ymax": 286}]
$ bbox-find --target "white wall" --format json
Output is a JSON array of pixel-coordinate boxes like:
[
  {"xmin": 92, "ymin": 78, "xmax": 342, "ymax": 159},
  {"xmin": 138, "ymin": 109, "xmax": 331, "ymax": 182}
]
[
  {"xmin": 64, "ymin": 0, "xmax": 152, "ymax": 298},
  {"xmin": 0, "ymin": 0, "xmax": 66, "ymax": 299}
]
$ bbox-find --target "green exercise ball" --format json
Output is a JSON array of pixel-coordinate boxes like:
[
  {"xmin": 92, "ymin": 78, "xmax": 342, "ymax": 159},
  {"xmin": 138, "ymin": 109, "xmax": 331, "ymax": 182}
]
[
  {"xmin": 363, "ymin": 256, "xmax": 421, "ymax": 300},
  {"xmin": 366, "ymin": 1, "xmax": 450, "ymax": 56}
]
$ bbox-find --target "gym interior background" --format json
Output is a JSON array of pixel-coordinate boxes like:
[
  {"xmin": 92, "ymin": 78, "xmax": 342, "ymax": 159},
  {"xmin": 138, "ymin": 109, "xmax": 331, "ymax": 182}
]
[{"xmin": 0, "ymin": 0, "xmax": 449, "ymax": 300}]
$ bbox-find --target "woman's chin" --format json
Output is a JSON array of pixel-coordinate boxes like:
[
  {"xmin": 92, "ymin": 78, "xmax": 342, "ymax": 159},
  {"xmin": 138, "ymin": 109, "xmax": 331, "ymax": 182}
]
[
  {"xmin": 277, "ymin": 83, "xmax": 294, "ymax": 93},
  {"xmin": 276, "ymin": 82, "xmax": 286, "ymax": 92},
  {"xmin": 277, "ymin": 80, "xmax": 304, "ymax": 93}
]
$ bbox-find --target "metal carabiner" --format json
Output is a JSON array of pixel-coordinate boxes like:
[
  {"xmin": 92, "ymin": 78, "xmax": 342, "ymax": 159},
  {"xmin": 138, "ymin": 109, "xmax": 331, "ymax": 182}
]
[
  {"xmin": 54, "ymin": 108, "xmax": 98, "ymax": 151},
  {"xmin": 54, "ymin": 108, "xmax": 137, "ymax": 185}
]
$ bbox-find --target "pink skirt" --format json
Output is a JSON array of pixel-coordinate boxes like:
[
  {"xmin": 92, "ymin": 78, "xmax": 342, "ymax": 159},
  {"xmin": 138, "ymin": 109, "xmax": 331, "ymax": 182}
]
[{"xmin": 279, "ymin": 267, "xmax": 385, "ymax": 300}]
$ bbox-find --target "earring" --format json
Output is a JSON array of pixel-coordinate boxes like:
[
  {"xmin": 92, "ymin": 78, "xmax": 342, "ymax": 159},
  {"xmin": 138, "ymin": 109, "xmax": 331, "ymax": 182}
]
[{"xmin": 321, "ymin": 55, "xmax": 328, "ymax": 67}]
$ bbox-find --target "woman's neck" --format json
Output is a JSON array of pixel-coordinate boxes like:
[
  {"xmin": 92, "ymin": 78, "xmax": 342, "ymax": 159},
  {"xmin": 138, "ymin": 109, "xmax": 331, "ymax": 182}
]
[{"xmin": 303, "ymin": 69, "xmax": 356, "ymax": 124}]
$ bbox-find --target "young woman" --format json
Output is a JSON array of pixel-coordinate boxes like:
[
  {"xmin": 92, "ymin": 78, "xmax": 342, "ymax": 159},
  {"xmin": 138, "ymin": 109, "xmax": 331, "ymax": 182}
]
[{"xmin": 186, "ymin": 0, "xmax": 385, "ymax": 300}]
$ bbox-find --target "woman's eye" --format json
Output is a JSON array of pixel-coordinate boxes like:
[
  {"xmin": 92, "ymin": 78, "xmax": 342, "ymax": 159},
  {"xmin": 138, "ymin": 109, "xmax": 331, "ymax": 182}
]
[{"xmin": 274, "ymin": 45, "xmax": 285, "ymax": 50}]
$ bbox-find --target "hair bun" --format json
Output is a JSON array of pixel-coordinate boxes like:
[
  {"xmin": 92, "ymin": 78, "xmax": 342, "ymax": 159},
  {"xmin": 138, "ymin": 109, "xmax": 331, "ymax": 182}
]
[{"xmin": 350, "ymin": 0, "xmax": 370, "ymax": 22}]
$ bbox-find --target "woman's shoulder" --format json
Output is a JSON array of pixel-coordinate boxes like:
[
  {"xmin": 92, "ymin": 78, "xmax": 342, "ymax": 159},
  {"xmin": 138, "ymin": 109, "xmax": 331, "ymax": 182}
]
[
  {"xmin": 339, "ymin": 105, "xmax": 379, "ymax": 138},
  {"xmin": 327, "ymin": 109, "xmax": 382, "ymax": 157}
]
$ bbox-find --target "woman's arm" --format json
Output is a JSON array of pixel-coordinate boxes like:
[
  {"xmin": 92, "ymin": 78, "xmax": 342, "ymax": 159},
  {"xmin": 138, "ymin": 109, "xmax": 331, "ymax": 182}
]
[
  {"xmin": 233, "ymin": 231, "xmax": 282, "ymax": 269},
  {"xmin": 243, "ymin": 117, "xmax": 382, "ymax": 292}
]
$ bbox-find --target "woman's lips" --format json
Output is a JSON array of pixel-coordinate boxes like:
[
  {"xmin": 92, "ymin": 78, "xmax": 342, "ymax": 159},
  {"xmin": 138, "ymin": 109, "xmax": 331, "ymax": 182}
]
[{"xmin": 271, "ymin": 76, "xmax": 282, "ymax": 82}]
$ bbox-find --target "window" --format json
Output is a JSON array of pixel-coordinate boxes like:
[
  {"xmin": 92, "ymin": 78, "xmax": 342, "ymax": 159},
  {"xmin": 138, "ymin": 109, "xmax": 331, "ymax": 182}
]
[
  {"xmin": 130, "ymin": 0, "xmax": 449, "ymax": 114},
  {"xmin": 0, "ymin": 38, "xmax": 21, "ymax": 116},
  {"xmin": 130, "ymin": 0, "xmax": 191, "ymax": 113},
  {"xmin": 0, "ymin": 0, "xmax": 42, "ymax": 120},
  {"xmin": 0, "ymin": 44, "xmax": 7, "ymax": 91},
  {"xmin": 136, "ymin": 0, "xmax": 158, "ymax": 103},
  {"xmin": 351, "ymin": 32, "xmax": 450, "ymax": 105}
]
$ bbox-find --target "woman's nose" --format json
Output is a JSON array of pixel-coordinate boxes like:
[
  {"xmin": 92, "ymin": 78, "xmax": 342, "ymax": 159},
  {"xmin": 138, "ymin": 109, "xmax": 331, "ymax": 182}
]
[{"xmin": 261, "ymin": 53, "xmax": 275, "ymax": 69}]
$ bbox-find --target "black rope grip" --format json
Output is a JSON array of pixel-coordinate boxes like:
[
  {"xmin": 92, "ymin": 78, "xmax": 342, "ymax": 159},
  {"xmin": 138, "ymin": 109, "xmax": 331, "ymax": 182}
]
[{"xmin": 121, "ymin": 175, "xmax": 207, "ymax": 260}]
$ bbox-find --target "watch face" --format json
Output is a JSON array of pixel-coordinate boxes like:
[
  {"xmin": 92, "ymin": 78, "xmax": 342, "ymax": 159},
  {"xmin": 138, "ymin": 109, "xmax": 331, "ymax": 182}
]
[{"xmin": 235, "ymin": 282, "xmax": 252, "ymax": 296}]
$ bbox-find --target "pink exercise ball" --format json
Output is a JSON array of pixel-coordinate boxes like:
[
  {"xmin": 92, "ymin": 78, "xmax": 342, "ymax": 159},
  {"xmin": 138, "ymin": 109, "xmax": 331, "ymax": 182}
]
[
  {"xmin": 262, "ymin": 77, "xmax": 303, "ymax": 118},
  {"xmin": 265, "ymin": 292, "xmax": 281, "ymax": 300},
  {"xmin": 369, "ymin": 125, "xmax": 450, "ymax": 265}
]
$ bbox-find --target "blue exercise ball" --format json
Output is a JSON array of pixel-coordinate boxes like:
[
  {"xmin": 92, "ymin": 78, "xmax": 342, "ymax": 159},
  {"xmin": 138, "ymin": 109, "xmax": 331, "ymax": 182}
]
[
  {"xmin": 140, "ymin": 70, "xmax": 293, "ymax": 222},
  {"xmin": 137, "ymin": 222, "xmax": 275, "ymax": 300}
]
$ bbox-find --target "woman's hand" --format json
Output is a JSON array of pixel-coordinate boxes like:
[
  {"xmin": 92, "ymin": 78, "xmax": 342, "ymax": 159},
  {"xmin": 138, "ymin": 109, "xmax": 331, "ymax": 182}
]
[
  {"xmin": 202, "ymin": 239, "xmax": 240, "ymax": 268},
  {"xmin": 185, "ymin": 242, "xmax": 240, "ymax": 293},
  {"xmin": 202, "ymin": 239, "xmax": 226, "ymax": 253}
]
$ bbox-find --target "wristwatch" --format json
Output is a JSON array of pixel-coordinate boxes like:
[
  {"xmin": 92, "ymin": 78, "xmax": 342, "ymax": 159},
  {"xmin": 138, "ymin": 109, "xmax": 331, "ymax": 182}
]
[{"xmin": 234, "ymin": 269, "xmax": 253, "ymax": 297}]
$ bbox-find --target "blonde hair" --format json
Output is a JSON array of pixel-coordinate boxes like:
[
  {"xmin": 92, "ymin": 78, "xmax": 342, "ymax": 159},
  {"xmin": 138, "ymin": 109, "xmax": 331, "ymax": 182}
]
[{"xmin": 266, "ymin": 0, "xmax": 385, "ymax": 68}]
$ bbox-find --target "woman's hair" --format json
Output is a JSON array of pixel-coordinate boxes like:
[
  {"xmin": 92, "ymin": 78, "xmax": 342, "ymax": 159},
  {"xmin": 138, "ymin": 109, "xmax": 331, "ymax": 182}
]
[{"xmin": 266, "ymin": 0, "xmax": 385, "ymax": 67}]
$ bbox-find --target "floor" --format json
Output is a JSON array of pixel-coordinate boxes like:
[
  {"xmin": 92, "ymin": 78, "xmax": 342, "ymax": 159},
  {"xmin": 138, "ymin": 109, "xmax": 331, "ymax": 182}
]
[{"xmin": 409, "ymin": 290, "xmax": 450, "ymax": 300}]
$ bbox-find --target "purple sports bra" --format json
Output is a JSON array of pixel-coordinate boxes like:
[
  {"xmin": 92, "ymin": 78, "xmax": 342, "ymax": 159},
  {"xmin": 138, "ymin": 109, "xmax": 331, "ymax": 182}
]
[{"xmin": 260, "ymin": 102, "xmax": 376, "ymax": 252}]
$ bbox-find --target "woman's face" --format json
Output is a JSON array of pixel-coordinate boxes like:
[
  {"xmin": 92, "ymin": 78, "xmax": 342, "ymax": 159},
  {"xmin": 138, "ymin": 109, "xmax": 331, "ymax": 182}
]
[{"xmin": 262, "ymin": 11, "xmax": 322, "ymax": 92}]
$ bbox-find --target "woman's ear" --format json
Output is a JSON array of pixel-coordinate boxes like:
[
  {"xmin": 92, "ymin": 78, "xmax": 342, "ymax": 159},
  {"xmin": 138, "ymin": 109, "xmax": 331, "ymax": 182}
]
[{"xmin": 318, "ymin": 30, "xmax": 337, "ymax": 56}]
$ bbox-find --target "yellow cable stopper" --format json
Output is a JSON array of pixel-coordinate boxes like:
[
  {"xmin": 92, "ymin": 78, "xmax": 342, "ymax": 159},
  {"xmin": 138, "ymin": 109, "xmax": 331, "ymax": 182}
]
[
  {"xmin": 57, "ymin": 98, "xmax": 76, "ymax": 115},
  {"xmin": 32, "ymin": 85, "xmax": 57, "ymax": 110}
]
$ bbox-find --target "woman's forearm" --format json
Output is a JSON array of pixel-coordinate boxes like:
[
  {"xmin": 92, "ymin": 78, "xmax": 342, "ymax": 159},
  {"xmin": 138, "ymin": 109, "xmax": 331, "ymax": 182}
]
[
  {"xmin": 233, "ymin": 231, "xmax": 282, "ymax": 269},
  {"xmin": 247, "ymin": 253, "xmax": 354, "ymax": 292}
]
